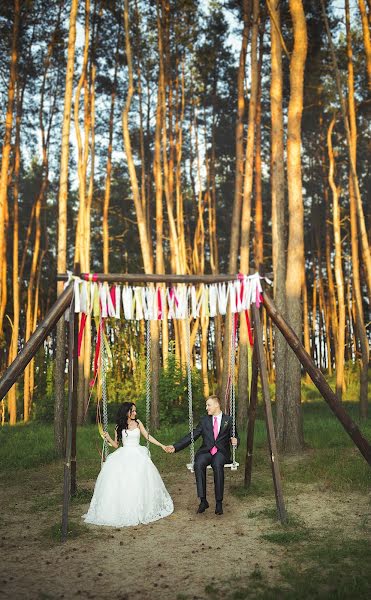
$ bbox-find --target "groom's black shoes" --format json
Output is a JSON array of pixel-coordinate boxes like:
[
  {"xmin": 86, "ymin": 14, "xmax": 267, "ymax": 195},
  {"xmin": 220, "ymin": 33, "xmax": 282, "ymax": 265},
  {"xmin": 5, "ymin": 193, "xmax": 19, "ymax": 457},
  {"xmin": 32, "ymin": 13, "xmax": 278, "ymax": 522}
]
[
  {"xmin": 215, "ymin": 501, "xmax": 223, "ymax": 515},
  {"xmin": 197, "ymin": 499, "xmax": 209, "ymax": 513}
]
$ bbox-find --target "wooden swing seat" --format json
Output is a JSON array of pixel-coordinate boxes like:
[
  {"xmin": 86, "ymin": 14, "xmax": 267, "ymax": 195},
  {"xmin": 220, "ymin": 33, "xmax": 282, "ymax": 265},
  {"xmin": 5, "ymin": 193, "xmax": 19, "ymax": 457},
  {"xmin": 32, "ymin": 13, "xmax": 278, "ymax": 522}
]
[{"xmin": 186, "ymin": 461, "xmax": 239, "ymax": 472}]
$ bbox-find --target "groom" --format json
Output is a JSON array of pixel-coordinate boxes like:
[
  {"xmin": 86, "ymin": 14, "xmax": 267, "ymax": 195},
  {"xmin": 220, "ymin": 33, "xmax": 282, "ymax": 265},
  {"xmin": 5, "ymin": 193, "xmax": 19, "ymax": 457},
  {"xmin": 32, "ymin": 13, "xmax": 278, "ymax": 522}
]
[{"xmin": 167, "ymin": 395, "xmax": 239, "ymax": 515}]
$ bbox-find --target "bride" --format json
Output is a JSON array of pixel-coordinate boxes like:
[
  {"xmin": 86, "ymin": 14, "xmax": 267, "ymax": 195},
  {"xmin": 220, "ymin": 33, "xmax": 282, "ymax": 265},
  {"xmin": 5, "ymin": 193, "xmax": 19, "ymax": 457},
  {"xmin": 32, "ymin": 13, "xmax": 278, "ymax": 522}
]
[{"xmin": 83, "ymin": 402, "xmax": 174, "ymax": 527}]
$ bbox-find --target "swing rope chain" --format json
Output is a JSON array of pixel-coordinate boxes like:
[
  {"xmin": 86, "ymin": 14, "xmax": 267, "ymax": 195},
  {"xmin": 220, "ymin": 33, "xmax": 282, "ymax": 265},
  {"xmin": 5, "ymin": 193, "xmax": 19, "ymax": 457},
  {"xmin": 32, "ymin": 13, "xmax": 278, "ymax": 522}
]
[
  {"xmin": 100, "ymin": 318, "xmax": 109, "ymax": 461},
  {"xmin": 145, "ymin": 319, "xmax": 151, "ymax": 453},
  {"xmin": 186, "ymin": 316, "xmax": 195, "ymax": 470},
  {"xmin": 230, "ymin": 315, "xmax": 237, "ymax": 467}
]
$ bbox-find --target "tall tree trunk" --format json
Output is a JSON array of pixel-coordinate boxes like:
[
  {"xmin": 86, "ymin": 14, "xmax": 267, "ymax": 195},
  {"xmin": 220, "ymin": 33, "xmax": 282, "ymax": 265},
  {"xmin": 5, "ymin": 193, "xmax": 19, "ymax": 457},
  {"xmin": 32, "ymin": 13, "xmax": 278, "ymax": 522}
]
[
  {"xmin": 283, "ymin": 0, "xmax": 307, "ymax": 453},
  {"xmin": 254, "ymin": 25, "xmax": 264, "ymax": 269},
  {"xmin": 102, "ymin": 27, "xmax": 120, "ymax": 273},
  {"xmin": 221, "ymin": 0, "xmax": 251, "ymax": 407},
  {"xmin": 358, "ymin": 0, "xmax": 371, "ymax": 89},
  {"xmin": 238, "ymin": 0, "xmax": 259, "ymax": 430},
  {"xmin": 7, "ymin": 82, "xmax": 23, "ymax": 424},
  {"xmin": 346, "ymin": 0, "xmax": 369, "ymax": 417},
  {"xmin": 327, "ymin": 115, "xmax": 345, "ymax": 400},
  {"xmin": 123, "ymin": 0, "xmax": 159, "ymax": 428},
  {"xmin": 0, "ymin": 0, "xmax": 20, "ymax": 337},
  {"xmin": 269, "ymin": 0, "xmax": 287, "ymax": 446},
  {"xmin": 54, "ymin": 0, "xmax": 79, "ymax": 456}
]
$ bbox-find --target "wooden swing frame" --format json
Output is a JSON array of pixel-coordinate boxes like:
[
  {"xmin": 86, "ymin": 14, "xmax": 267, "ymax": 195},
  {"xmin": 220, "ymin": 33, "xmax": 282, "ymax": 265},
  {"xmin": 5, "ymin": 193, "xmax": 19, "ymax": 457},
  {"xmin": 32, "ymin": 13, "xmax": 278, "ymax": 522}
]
[{"xmin": 0, "ymin": 268, "xmax": 370, "ymax": 542}]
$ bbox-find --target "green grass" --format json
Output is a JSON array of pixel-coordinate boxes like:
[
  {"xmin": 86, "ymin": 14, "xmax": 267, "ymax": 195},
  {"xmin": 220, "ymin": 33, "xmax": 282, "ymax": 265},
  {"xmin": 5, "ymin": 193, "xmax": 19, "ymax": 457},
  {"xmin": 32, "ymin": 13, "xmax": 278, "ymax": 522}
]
[
  {"xmin": 1, "ymin": 401, "xmax": 370, "ymax": 496},
  {"xmin": 41, "ymin": 519, "xmax": 90, "ymax": 543}
]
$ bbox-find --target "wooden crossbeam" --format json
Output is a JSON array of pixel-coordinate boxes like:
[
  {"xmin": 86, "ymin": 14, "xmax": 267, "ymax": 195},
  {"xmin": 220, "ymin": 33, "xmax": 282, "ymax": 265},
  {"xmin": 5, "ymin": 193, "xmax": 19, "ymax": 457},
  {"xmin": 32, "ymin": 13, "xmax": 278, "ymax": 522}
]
[{"xmin": 56, "ymin": 272, "xmax": 269, "ymax": 284}]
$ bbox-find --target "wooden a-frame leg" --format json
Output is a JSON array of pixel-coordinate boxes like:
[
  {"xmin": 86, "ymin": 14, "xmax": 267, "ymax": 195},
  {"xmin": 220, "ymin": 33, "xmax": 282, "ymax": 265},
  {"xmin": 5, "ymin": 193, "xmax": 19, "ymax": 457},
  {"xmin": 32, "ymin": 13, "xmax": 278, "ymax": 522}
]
[
  {"xmin": 61, "ymin": 294, "xmax": 76, "ymax": 542},
  {"xmin": 244, "ymin": 344, "xmax": 258, "ymax": 488},
  {"xmin": 251, "ymin": 303, "xmax": 287, "ymax": 523}
]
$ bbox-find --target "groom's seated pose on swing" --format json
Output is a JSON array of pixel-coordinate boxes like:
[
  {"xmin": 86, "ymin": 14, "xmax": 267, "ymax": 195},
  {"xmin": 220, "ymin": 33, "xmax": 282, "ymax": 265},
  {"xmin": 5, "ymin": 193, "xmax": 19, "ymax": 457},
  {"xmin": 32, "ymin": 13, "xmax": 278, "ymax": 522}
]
[{"xmin": 167, "ymin": 395, "xmax": 239, "ymax": 515}]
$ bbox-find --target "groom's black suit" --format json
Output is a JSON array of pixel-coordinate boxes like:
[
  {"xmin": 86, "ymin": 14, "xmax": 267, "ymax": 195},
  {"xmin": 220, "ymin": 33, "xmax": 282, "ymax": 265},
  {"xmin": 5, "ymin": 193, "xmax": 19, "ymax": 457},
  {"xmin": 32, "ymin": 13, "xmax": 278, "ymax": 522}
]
[{"xmin": 173, "ymin": 414, "xmax": 239, "ymax": 503}]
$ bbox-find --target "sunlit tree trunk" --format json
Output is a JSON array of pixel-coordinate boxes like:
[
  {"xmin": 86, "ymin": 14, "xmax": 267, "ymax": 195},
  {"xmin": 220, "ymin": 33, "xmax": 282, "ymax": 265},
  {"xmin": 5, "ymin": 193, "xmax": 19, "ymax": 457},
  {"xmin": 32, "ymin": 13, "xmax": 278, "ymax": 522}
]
[
  {"xmin": 346, "ymin": 0, "xmax": 369, "ymax": 417},
  {"xmin": 123, "ymin": 0, "xmax": 159, "ymax": 427},
  {"xmin": 269, "ymin": 0, "xmax": 287, "ymax": 446},
  {"xmin": 358, "ymin": 0, "xmax": 371, "ymax": 89},
  {"xmin": 282, "ymin": 0, "xmax": 307, "ymax": 452},
  {"xmin": 103, "ymin": 28, "xmax": 120, "ymax": 273},
  {"xmin": 54, "ymin": 0, "xmax": 79, "ymax": 456},
  {"xmin": 327, "ymin": 115, "xmax": 345, "ymax": 400},
  {"xmin": 7, "ymin": 82, "xmax": 23, "ymax": 424},
  {"xmin": 238, "ymin": 0, "xmax": 259, "ymax": 430},
  {"xmin": 0, "ymin": 0, "xmax": 20, "ymax": 337},
  {"xmin": 221, "ymin": 0, "xmax": 251, "ymax": 406},
  {"xmin": 254, "ymin": 25, "xmax": 264, "ymax": 269}
]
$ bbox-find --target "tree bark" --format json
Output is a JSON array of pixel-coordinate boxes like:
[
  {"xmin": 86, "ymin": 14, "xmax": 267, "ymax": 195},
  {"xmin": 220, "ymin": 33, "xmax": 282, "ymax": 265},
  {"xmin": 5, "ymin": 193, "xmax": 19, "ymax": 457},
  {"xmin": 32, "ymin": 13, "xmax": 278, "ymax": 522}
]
[
  {"xmin": 7, "ymin": 81, "xmax": 23, "ymax": 424},
  {"xmin": 238, "ymin": 0, "xmax": 259, "ymax": 430},
  {"xmin": 54, "ymin": 0, "xmax": 79, "ymax": 456},
  {"xmin": 327, "ymin": 115, "xmax": 345, "ymax": 400},
  {"xmin": 123, "ymin": 0, "xmax": 159, "ymax": 427},
  {"xmin": 0, "ymin": 0, "xmax": 20, "ymax": 337},
  {"xmin": 269, "ymin": 0, "xmax": 287, "ymax": 446},
  {"xmin": 358, "ymin": 0, "xmax": 371, "ymax": 89},
  {"xmin": 346, "ymin": 0, "xmax": 369, "ymax": 417},
  {"xmin": 283, "ymin": 0, "xmax": 307, "ymax": 453}
]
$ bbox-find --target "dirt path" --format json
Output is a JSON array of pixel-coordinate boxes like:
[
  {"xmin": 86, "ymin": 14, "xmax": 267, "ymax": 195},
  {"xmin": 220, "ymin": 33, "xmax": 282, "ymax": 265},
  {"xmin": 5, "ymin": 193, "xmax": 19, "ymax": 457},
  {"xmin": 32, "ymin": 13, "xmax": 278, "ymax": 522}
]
[{"xmin": 1, "ymin": 466, "xmax": 370, "ymax": 600}]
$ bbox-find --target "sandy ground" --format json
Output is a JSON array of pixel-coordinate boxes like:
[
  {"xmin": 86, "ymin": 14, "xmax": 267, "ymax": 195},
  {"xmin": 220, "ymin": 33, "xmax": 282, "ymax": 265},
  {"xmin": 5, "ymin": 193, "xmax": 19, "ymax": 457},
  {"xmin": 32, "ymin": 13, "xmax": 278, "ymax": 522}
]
[{"xmin": 1, "ymin": 464, "xmax": 370, "ymax": 600}]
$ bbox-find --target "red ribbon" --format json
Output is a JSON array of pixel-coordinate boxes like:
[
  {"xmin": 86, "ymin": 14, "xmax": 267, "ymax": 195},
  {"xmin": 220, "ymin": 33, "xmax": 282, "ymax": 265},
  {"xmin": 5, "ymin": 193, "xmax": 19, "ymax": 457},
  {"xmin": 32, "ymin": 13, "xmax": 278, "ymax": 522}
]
[
  {"xmin": 238, "ymin": 272, "xmax": 253, "ymax": 346},
  {"xmin": 77, "ymin": 313, "xmax": 87, "ymax": 357},
  {"xmin": 110, "ymin": 285, "xmax": 116, "ymax": 311},
  {"xmin": 91, "ymin": 319, "xmax": 103, "ymax": 387},
  {"xmin": 157, "ymin": 287, "xmax": 162, "ymax": 320}
]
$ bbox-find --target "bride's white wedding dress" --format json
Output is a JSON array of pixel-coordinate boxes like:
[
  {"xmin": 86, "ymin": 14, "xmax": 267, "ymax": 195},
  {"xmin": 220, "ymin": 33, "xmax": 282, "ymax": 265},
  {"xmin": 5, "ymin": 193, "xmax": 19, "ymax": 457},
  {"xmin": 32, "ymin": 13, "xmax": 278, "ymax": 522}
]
[{"xmin": 83, "ymin": 428, "xmax": 174, "ymax": 527}]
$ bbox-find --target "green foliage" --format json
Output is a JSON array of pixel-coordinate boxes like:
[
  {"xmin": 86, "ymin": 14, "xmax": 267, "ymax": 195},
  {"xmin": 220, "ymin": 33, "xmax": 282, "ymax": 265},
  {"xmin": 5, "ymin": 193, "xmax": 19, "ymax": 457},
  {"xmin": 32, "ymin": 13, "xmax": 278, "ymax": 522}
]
[
  {"xmin": 34, "ymin": 355, "xmax": 56, "ymax": 423},
  {"xmin": 157, "ymin": 350, "xmax": 204, "ymax": 426}
]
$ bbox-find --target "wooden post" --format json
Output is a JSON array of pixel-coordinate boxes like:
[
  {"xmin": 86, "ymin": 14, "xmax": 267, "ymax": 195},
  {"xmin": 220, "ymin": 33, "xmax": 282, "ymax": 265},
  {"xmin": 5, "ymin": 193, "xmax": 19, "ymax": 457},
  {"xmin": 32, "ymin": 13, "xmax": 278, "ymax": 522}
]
[
  {"xmin": 251, "ymin": 303, "xmax": 287, "ymax": 523},
  {"xmin": 263, "ymin": 290, "xmax": 371, "ymax": 466},
  {"xmin": 244, "ymin": 345, "xmax": 258, "ymax": 488},
  {"xmin": 0, "ymin": 283, "xmax": 74, "ymax": 401},
  {"xmin": 70, "ymin": 264, "xmax": 80, "ymax": 496},
  {"xmin": 61, "ymin": 292, "xmax": 76, "ymax": 542}
]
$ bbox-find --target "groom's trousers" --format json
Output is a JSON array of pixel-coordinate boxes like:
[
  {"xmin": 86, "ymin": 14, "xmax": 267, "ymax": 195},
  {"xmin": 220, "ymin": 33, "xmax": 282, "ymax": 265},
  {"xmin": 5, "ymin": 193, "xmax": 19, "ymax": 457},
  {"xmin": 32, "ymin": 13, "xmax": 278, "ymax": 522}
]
[{"xmin": 194, "ymin": 451, "xmax": 227, "ymax": 502}]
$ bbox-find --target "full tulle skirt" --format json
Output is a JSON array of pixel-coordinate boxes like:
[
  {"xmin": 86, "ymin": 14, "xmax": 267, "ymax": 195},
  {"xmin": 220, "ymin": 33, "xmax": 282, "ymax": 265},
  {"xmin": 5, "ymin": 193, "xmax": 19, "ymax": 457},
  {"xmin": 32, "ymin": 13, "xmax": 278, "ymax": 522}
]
[{"xmin": 83, "ymin": 445, "xmax": 174, "ymax": 527}]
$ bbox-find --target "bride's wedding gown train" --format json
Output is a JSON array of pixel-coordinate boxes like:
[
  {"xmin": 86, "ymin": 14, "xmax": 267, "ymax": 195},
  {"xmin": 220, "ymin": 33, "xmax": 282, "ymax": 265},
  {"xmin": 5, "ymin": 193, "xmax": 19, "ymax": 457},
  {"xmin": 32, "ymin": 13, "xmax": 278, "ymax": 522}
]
[{"xmin": 83, "ymin": 428, "xmax": 174, "ymax": 527}]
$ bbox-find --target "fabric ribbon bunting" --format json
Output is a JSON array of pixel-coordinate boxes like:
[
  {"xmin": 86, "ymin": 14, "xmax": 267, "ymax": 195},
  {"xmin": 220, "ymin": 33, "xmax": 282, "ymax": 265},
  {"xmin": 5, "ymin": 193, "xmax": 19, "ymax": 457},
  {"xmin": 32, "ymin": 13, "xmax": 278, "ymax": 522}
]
[{"xmin": 66, "ymin": 272, "xmax": 266, "ymax": 325}]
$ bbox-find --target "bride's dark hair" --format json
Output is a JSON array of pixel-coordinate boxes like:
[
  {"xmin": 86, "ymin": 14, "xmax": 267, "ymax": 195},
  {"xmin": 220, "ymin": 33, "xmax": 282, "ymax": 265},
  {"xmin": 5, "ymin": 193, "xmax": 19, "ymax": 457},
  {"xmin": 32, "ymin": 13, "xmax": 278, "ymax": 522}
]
[{"xmin": 115, "ymin": 402, "xmax": 137, "ymax": 444}]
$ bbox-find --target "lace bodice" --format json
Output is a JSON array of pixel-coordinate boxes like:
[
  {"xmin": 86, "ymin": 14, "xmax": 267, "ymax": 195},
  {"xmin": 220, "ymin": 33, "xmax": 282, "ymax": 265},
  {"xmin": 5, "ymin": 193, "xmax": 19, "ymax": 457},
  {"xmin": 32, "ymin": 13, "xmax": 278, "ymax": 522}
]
[{"xmin": 122, "ymin": 427, "xmax": 140, "ymax": 447}]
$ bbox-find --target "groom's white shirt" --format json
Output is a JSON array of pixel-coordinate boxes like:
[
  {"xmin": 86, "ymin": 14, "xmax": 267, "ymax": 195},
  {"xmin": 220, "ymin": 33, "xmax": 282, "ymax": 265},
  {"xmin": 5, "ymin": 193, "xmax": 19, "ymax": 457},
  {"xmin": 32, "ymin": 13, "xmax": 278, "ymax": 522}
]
[{"xmin": 213, "ymin": 412, "xmax": 223, "ymax": 436}]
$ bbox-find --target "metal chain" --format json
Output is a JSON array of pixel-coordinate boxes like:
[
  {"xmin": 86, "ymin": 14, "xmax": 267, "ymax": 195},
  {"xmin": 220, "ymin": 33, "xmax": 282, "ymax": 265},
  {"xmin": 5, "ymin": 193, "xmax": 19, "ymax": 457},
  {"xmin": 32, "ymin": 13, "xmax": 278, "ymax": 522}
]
[
  {"xmin": 100, "ymin": 318, "xmax": 109, "ymax": 461},
  {"xmin": 185, "ymin": 315, "xmax": 195, "ymax": 471},
  {"xmin": 145, "ymin": 318, "xmax": 151, "ymax": 453},
  {"xmin": 230, "ymin": 315, "xmax": 237, "ymax": 467}
]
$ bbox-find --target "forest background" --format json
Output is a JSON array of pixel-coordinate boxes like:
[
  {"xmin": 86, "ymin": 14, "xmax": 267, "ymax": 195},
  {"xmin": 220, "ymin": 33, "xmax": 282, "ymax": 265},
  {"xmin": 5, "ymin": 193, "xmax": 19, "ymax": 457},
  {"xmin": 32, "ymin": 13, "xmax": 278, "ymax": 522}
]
[{"xmin": 0, "ymin": 0, "xmax": 370, "ymax": 457}]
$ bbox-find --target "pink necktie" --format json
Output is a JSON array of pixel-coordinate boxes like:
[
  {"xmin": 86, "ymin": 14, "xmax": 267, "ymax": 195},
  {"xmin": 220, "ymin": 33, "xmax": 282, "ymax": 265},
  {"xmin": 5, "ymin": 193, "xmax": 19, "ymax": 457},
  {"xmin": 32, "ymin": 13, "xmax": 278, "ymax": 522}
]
[{"xmin": 210, "ymin": 416, "xmax": 218, "ymax": 455}]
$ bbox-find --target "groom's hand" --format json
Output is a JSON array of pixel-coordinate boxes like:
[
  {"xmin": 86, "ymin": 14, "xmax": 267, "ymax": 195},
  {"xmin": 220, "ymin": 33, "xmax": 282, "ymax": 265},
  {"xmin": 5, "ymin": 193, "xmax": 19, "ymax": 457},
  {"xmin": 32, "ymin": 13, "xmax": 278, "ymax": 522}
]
[
  {"xmin": 165, "ymin": 445, "xmax": 175, "ymax": 453},
  {"xmin": 230, "ymin": 437, "xmax": 238, "ymax": 447}
]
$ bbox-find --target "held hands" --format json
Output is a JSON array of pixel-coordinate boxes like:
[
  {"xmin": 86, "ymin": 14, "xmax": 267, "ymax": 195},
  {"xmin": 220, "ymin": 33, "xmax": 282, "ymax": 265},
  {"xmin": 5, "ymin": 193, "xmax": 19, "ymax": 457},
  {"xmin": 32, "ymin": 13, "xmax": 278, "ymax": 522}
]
[
  {"xmin": 230, "ymin": 437, "xmax": 238, "ymax": 447},
  {"xmin": 163, "ymin": 445, "xmax": 175, "ymax": 454}
]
